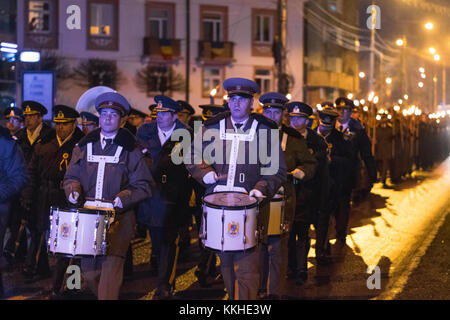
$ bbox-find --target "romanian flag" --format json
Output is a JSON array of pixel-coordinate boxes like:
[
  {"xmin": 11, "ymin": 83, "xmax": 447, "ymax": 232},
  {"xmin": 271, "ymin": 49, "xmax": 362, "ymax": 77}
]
[
  {"xmin": 159, "ymin": 39, "xmax": 173, "ymax": 60},
  {"xmin": 211, "ymin": 41, "xmax": 225, "ymax": 58}
]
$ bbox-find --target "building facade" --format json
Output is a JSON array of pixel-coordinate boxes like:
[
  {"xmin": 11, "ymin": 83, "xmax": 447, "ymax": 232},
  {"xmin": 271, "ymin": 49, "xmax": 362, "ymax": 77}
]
[
  {"xmin": 303, "ymin": 0, "xmax": 360, "ymax": 106},
  {"xmin": 15, "ymin": 0, "xmax": 306, "ymax": 115}
]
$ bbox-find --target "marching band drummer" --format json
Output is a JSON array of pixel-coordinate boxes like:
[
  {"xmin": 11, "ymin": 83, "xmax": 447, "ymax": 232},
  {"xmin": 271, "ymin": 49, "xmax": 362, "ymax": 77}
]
[
  {"xmin": 186, "ymin": 78, "xmax": 287, "ymax": 300},
  {"xmin": 258, "ymin": 94, "xmax": 317, "ymax": 299},
  {"xmin": 63, "ymin": 92, "xmax": 153, "ymax": 300}
]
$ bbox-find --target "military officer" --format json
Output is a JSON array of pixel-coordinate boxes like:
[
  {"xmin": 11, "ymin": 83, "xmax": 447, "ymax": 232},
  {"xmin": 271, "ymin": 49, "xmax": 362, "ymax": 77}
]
[
  {"xmin": 177, "ymin": 100, "xmax": 195, "ymax": 128},
  {"xmin": 21, "ymin": 105, "xmax": 84, "ymax": 282},
  {"xmin": 317, "ymin": 106, "xmax": 353, "ymax": 250},
  {"xmin": 335, "ymin": 97, "xmax": 376, "ymax": 203},
  {"xmin": 14, "ymin": 101, "xmax": 55, "ymax": 273},
  {"xmin": 125, "ymin": 107, "xmax": 147, "ymax": 135},
  {"xmin": 3, "ymin": 107, "xmax": 24, "ymax": 138},
  {"xmin": 63, "ymin": 92, "xmax": 152, "ymax": 300},
  {"xmin": 136, "ymin": 96, "xmax": 192, "ymax": 299},
  {"xmin": 287, "ymin": 101, "xmax": 331, "ymax": 285},
  {"xmin": 186, "ymin": 78, "xmax": 287, "ymax": 300},
  {"xmin": 258, "ymin": 93, "xmax": 317, "ymax": 298},
  {"xmin": 80, "ymin": 111, "xmax": 99, "ymax": 135}
]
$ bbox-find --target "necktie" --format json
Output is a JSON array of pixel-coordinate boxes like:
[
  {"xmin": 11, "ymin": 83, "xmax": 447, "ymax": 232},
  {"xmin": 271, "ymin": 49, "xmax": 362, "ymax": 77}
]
[
  {"xmin": 235, "ymin": 123, "xmax": 243, "ymax": 130},
  {"xmin": 103, "ymin": 138, "xmax": 113, "ymax": 148}
]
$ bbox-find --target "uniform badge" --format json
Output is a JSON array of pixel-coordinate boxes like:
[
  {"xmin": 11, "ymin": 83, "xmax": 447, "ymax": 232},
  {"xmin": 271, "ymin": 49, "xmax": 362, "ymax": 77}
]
[
  {"xmin": 340, "ymin": 101, "xmax": 346, "ymax": 107},
  {"xmin": 293, "ymin": 106, "xmax": 300, "ymax": 113},
  {"xmin": 25, "ymin": 105, "xmax": 31, "ymax": 113},
  {"xmin": 227, "ymin": 221, "xmax": 239, "ymax": 238},
  {"xmin": 9, "ymin": 110, "xmax": 15, "ymax": 117},
  {"xmin": 60, "ymin": 223, "xmax": 71, "ymax": 239},
  {"xmin": 60, "ymin": 153, "xmax": 69, "ymax": 171}
]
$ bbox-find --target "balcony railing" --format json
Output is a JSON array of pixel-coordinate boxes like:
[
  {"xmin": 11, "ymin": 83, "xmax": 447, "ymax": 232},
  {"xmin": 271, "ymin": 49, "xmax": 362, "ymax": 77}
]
[
  {"xmin": 307, "ymin": 70, "xmax": 359, "ymax": 92},
  {"xmin": 198, "ymin": 41, "xmax": 234, "ymax": 63},
  {"xmin": 143, "ymin": 37, "xmax": 181, "ymax": 60}
]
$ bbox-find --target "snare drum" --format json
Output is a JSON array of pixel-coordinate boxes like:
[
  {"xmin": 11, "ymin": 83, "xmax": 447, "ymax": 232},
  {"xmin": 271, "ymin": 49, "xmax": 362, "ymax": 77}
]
[
  {"xmin": 201, "ymin": 192, "xmax": 258, "ymax": 252},
  {"xmin": 267, "ymin": 194, "xmax": 286, "ymax": 236},
  {"xmin": 48, "ymin": 207, "xmax": 111, "ymax": 257}
]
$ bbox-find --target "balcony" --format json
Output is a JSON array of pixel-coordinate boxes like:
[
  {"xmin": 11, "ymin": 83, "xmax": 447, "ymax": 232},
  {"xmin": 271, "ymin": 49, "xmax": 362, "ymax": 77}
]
[
  {"xmin": 306, "ymin": 70, "xmax": 359, "ymax": 92},
  {"xmin": 198, "ymin": 41, "xmax": 234, "ymax": 64},
  {"xmin": 143, "ymin": 37, "xmax": 181, "ymax": 62}
]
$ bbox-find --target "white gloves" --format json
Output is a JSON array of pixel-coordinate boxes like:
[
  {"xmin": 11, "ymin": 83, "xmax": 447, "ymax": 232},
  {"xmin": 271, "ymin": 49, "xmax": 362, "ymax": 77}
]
[
  {"xmin": 113, "ymin": 197, "xmax": 123, "ymax": 209},
  {"xmin": 68, "ymin": 192, "xmax": 79, "ymax": 204},
  {"xmin": 291, "ymin": 168, "xmax": 305, "ymax": 180},
  {"xmin": 203, "ymin": 171, "xmax": 218, "ymax": 184},
  {"xmin": 249, "ymin": 189, "xmax": 265, "ymax": 198}
]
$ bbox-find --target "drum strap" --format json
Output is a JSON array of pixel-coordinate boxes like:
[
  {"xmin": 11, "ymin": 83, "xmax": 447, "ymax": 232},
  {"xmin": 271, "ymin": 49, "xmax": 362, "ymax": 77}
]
[
  {"xmin": 86, "ymin": 142, "xmax": 123, "ymax": 208},
  {"xmin": 281, "ymin": 132, "xmax": 288, "ymax": 152},
  {"xmin": 216, "ymin": 119, "xmax": 258, "ymax": 192}
]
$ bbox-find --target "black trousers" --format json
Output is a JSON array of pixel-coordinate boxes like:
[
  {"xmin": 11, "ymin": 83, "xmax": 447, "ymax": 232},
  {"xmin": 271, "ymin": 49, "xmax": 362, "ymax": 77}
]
[
  {"xmin": 148, "ymin": 226, "xmax": 179, "ymax": 291},
  {"xmin": 287, "ymin": 221, "xmax": 310, "ymax": 273}
]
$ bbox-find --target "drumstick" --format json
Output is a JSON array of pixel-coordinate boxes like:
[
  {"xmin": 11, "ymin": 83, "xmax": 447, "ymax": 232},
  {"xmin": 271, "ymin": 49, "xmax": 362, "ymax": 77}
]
[{"xmin": 85, "ymin": 197, "xmax": 115, "ymax": 204}]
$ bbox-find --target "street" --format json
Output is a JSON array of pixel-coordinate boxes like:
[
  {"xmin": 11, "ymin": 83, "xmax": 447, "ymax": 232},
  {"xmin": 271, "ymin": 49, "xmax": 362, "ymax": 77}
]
[{"xmin": 2, "ymin": 157, "xmax": 450, "ymax": 300}]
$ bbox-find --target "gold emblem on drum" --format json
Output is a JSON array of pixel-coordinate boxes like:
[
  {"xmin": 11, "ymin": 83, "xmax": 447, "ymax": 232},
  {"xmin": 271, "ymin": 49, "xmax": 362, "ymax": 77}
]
[
  {"xmin": 60, "ymin": 223, "xmax": 71, "ymax": 239},
  {"xmin": 227, "ymin": 221, "xmax": 239, "ymax": 237}
]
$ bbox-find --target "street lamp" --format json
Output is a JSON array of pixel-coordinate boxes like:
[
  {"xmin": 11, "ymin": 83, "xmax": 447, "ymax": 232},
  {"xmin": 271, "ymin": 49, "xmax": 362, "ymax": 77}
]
[
  {"xmin": 396, "ymin": 39, "xmax": 404, "ymax": 46},
  {"xmin": 429, "ymin": 47, "xmax": 436, "ymax": 55},
  {"xmin": 385, "ymin": 77, "xmax": 392, "ymax": 84},
  {"xmin": 419, "ymin": 67, "xmax": 425, "ymax": 73},
  {"xmin": 359, "ymin": 71, "xmax": 366, "ymax": 78},
  {"xmin": 425, "ymin": 22, "xmax": 434, "ymax": 30},
  {"xmin": 434, "ymin": 54, "xmax": 440, "ymax": 61},
  {"xmin": 418, "ymin": 82, "xmax": 424, "ymax": 88}
]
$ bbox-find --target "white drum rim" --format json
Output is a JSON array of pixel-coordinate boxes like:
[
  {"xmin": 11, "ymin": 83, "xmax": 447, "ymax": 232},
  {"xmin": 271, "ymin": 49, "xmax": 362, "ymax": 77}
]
[{"xmin": 202, "ymin": 191, "xmax": 258, "ymax": 210}]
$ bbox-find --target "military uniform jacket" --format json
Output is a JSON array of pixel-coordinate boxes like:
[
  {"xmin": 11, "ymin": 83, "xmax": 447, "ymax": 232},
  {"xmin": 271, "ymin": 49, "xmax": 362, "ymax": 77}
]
[
  {"xmin": 186, "ymin": 112, "xmax": 287, "ymax": 243},
  {"xmin": 15, "ymin": 123, "xmax": 55, "ymax": 165},
  {"xmin": 279, "ymin": 125, "xmax": 317, "ymax": 225},
  {"xmin": 294, "ymin": 127, "xmax": 330, "ymax": 222},
  {"xmin": 63, "ymin": 128, "xmax": 153, "ymax": 257},
  {"xmin": 23, "ymin": 127, "xmax": 85, "ymax": 231},
  {"xmin": 136, "ymin": 120, "xmax": 192, "ymax": 231},
  {"xmin": 342, "ymin": 118, "xmax": 377, "ymax": 184},
  {"xmin": 318, "ymin": 128, "xmax": 354, "ymax": 196},
  {"xmin": 187, "ymin": 112, "xmax": 287, "ymax": 197}
]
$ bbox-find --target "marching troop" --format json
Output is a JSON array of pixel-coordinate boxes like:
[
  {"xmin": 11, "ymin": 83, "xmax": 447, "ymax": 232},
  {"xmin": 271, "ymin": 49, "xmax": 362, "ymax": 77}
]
[{"xmin": 0, "ymin": 77, "xmax": 449, "ymax": 300}]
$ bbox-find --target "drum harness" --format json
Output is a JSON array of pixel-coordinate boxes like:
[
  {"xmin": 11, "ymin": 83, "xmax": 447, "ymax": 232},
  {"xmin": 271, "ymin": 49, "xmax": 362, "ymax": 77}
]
[{"xmin": 204, "ymin": 119, "xmax": 260, "ymax": 251}]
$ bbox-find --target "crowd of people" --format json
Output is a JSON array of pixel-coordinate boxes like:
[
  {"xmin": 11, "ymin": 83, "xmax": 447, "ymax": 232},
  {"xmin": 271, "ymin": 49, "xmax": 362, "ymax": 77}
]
[{"xmin": 0, "ymin": 77, "xmax": 449, "ymax": 300}]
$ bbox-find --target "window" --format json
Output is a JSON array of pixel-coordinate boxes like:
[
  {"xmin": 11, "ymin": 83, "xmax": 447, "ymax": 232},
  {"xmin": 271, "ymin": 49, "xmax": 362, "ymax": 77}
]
[
  {"xmin": 149, "ymin": 8, "xmax": 168, "ymax": 39},
  {"xmin": 251, "ymin": 9, "xmax": 277, "ymax": 57},
  {"xmin": 87, "ymin": 0, "xmax": 118, "ymax": 51},
  {"xmin": 28, "ymin": 0, "xmax": 51, "ymax": 33},
  {"xmin": 254, "ymin": 68, "xmax": 272, "ymax": 93},
  {"xmin": 200, "ymin": 5, "xmax": 228, "ymax": 42},
  {"xmin": 90, "ymin": 3, "xmax": 114, "ymax": 36},
  {"xmin": 202, "ymin": 14, "xmax": 222, "ymax": 42},
  {"xmin": 0, "ymin": 0, "xmax": 17, "ymax": 35},
  {"xmin": 202, "ymin": 66, "xmax": 223, "ymax": 97},
  {"xmin": 254, "ymin": 15, "xmax": 273, "ymax": 43}
]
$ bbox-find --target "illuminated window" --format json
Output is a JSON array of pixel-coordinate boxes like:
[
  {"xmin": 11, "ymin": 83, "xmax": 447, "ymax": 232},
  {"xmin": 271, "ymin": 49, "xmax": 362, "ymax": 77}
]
[
  {"xmin": 202, "ymin": 66, "xmax": 223, "ymax": 97},
  {"xmin": 28, "ymin": 0, "xmax": 50, "ymax": 33},
  {"xmin": 90, "ymin": 3, "xmax": 113, "ymax": 36}
]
